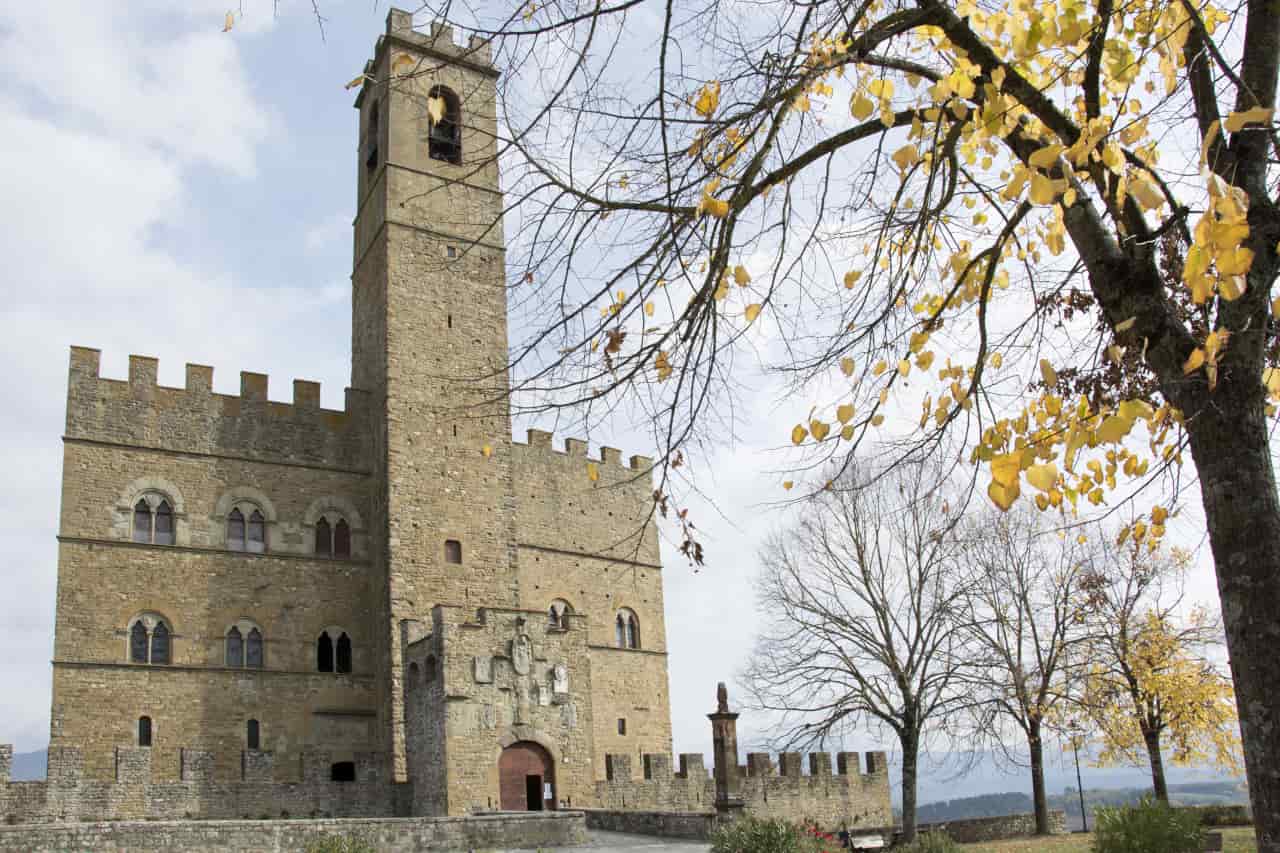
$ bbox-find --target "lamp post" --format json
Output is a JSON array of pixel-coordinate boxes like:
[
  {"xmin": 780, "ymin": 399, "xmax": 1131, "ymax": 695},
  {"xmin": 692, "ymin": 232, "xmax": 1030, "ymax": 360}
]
[{"xmin": 1068, "ymin": 720, "xmax": 1089, "ymax": 833}]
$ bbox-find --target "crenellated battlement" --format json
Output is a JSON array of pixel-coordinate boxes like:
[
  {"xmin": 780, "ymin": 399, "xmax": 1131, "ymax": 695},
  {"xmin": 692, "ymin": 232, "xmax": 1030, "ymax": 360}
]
[
  {"xmin": 600, "ymin": 750, "xmax": 886, "ymax": 783},
  {"xmin": 513, "ymin": 429, "xmax": 654, "ymax": 473},
  {"xmin": 66, "ymin": 347, "xmax": 371, "ymax": 470}
]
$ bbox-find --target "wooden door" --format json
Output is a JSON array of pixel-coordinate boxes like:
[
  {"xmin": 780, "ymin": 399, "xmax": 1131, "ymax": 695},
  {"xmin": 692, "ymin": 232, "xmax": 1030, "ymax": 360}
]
[{"xmin": 498, "ymin": 741, "xmax": 555, "ymax": 811}]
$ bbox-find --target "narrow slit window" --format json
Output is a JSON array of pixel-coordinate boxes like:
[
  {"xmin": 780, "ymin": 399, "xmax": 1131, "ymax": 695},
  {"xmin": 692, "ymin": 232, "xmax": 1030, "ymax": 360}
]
[
  {"xmin": 336, "ymin": 632, "xmax": 353, "ymax": 674},
  {"xmin": 444, "ymin": 539, "xmax": 462, "ymax": 564},
  {"xmin": 317, "ymin": 632, "xmax": 334, "ymax": 673},
  {"xmin": 364, "ymin": 100, "xmax": 380, "ymax": 173},
  {"xmin": 225, "ymin": 626, "xmax": 244, "ymax": 667},
  {"xmin": 153, "ymin": 500, "xmax": 174, "ymax": 545},
  {"xmin": 246, "ymin": 627, "xmax": 263, "ymax": 669},
  {"xmin": 246, "ymin": 719, "xmax": 260, "ymax": 750},
  {"xmin": 615, "ymin": 615, "xmax": 626, "ymax": 649},
  {"xmin": 138, "ymin": 716, "xmax": 152, "ymax": 748},
  {"xmin": 132, "ymin": 500, "xmax": 152, "ymax": 543},
  {"xmin": 617, "ymin": 718, "xmax": 626, "ymax": 735}
]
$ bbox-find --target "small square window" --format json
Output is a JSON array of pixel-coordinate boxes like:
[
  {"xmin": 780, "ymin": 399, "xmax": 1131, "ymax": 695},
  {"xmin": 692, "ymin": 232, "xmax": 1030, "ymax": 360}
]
[
  {"xmin": 446, "ymin": 245, "xmax": 458, "ymax": 259},
  {"xmin": 617, "ymin": 718, "xmax": 626, "ymax": 735},
  {"xmin": 444, "ymin": 539, "xmax": 462, "ymax": 564}
]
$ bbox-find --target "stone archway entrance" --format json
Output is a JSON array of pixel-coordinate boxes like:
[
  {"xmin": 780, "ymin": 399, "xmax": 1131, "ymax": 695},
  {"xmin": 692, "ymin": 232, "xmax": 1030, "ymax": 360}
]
[{"xmin": 498, "ymin": 741, "xmax": 555, "ymax": 811}]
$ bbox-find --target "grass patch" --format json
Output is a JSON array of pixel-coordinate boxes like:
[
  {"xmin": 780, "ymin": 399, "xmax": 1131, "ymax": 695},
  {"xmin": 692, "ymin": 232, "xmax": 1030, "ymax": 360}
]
[{"xmin": 957, "ymin": 826, "xmax": 1256, "ymax": 853}]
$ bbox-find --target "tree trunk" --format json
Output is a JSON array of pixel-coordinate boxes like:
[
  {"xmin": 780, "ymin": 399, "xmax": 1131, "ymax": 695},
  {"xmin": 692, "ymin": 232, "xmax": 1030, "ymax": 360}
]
[
  {"xmin": 1185, "ymin": 395, "xmax": 1280, "ymax": 853},
  {"xmin": 1141, "ymin": 724, "xmax": 1169, "ymax": 804},
  {"xmin": 1028, "ymin": 721, "xmax": 1050, "ymax": 834},
  {"xmin": 900, "ymin": 732, "xmax": 919, "ymax": 844}
]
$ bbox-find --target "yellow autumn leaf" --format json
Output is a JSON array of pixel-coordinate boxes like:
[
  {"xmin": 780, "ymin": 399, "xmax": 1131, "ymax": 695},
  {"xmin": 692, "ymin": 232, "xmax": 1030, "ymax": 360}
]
[
  {"xmin": 871, "ymin": 413, "xmax": 885, "ymax": 427},
  {"xmin": 1224, "ymin": 106, "xmax": 1275, "ymax": 133},
  {"xmin": 1129, "ymin": 177, "xmax": 1164, "ymax": 211},
  {"xmin": 1096, "ymin": 414, "xmax": 1135, "ymax": 444},
  {"xmin": 1029, "ymin": 172, "xmax": 1062, "ymax": 205},
  {"xmin": 783, "ymin": 480, "xmax": 794, "ymax": 490},
  {"xmin": 733, "ymin": 265, "xmax": 751, "ymax": 285},
  {"xmin": 872, "ymin": 360, "xmax": 888, "ymax": 376},
  {"xmin": 898, "ymin": 359, "xmax": 911, "ymax": 377},
  {"xmin": 1028, "ymin": 144, "xmax": 1066, "ymax": 169},
  {"xmin": 1026, "ymin": 463, "xmax": 1059, "ymax": 492},
  {"xmin": 655, "ymin": 350, "xmax": 673, "ymax": 381},
  {"xmin": 850, "ymin": 94, "xmax": 875, "ymax": 120},
  {"xmin": 988, "ymin": 477, "xmax": 1020, "ymax": 511},
  {"xmin": 840, "ymin": 357, "xmax": 856, "ymax": 377},
  {"xmin": 810, "ymin": 419, "xmax": 831, "ymax": 441},
  {"xmin": 844, "ymin": 270, "xmax": 862, "ymax": 289},
  {"xmin": 345, "ymin": 74, "xmax": 368, "ymax": 90},
  {"xmin": 1183, "ymin": 347, "xmax": 1206, "ymax": 374},
  {"xmin": 223, "ymin": 10, "xmax": 234, "ymax": 32},
  {"xmin": 916, "ymin": 351, "xmax": 935, "ymax": 370},
  {"xmin": 644, "ymin": 301, "xmax": 655, "ymax": 317},
  {"xmin": 744, "ymin": 304, "xmax": 762, "ymax": 323},
  {"xmin": 1040, "ymin": 359, "xmax": 1058, "ymax": 388},
  {"xmin": 892, "ymin": 144, "xmax": 920, "ymax": 171},
  {"xmin": 694, "ymin": 81, "xmax": 721, "ymax": 117},
  {"xmin": 991, "ymin": 452, "xmax": 1023, "ymax": 488},
  {"xmin": 701, "ymin": 196, "xmax": 730, "ymax": 219},
  {"xmin": 1115, "ymin": 316, "xmax": 1137, "ymax": 333},
  {"xmin": 1217, "ymin": 246, "xmax": 1255, "ymax": 277},
  {"xmin": 791, "ymin": 424, "xmax": 808, "ymax": 445},
  {"xmin": 837, "ymin": 403, "xmax": 855, "ymax": 423}
]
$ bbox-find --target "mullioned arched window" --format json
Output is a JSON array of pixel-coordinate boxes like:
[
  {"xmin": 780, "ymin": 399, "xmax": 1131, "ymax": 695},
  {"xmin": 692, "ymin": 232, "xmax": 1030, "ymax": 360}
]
[{"xmin": 427, "ymin": 86, "xmax": 462, "ymax": 164}]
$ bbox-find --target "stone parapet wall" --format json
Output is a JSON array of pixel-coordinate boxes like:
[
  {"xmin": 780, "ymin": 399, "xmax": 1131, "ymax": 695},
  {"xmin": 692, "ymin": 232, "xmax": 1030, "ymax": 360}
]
[
  {"xmin": 0, "ymin": 810, "xmax": 587, "ymax": 853},
  {"xmin": 0, "ymin": 745, "xmax": 403, "ymax": 824},
  {"xmin": 583, "ymin": 808, "xmax": 717, "ymax": 839},
  {"xmin": 65, "ymin": 347, "xmax": 370, "ymax": 471},
  {"xmin": 913, "ymin": 810, "xmax": 1067, "ymax": 843}
]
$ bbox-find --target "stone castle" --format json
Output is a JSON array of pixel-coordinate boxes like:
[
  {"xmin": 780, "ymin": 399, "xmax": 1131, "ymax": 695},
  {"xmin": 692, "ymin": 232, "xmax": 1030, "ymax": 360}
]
[{"xmin": 0, "ymin": 9, "xmax": 892, "ymax": 831}]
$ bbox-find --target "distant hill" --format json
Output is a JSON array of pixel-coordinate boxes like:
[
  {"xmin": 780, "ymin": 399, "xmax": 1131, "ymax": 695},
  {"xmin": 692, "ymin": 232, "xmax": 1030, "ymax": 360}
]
[
  {"xmin": 10, "ymin": 749, "xmax": 46, "ymax": 781},
  {"xmin": 918, "ymin": 780, "xmax": 1249, "ymax": 830}
]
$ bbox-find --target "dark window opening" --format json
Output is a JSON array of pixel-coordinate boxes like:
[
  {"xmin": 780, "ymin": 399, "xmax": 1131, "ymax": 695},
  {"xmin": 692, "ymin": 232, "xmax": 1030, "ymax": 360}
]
[
  {"xmin": 227, "ymin": 508, "xmax": 245, "ymax": 551},
  {"xmin": 247, "ymin": 510, "xmax": 266, "ymax": 553},
  {"xmin": 427, "ymin": 86, "xmax": 462, "ymax": 164},
  {"xmin": 225, "ymin": 626, "xmax": 244, "ymax": 667},
  {"xmin": 246, "ymin": 719, "xmax": 260, "ymax": 750},
  {"xmin": 130, "ymin": 621, "xmax": 149, "ymax": 663},
  {"xmin": 331, "ymin": 761, "xmax": 356, "ymax": 782},
  {"xmin": 154, "ymin": 500, "xmax": 174, "ymax": 545},
  {"xmin": 336, "ymin": 632, "xmax": 353, "ymax": 674},
  {"xmin": 138, "ymin": 716, "xmax": 152, "ymax": 748},
  {"xmin": 132, "ymin": 499, "xmax": 152, "ymax": 543},
  {"xmin": 314, "ymin": 517, "xmax": 331, "ymax": 555},
  {"xmin": 615, "ymin": 615, "xmax": 626, "ymax": 649},
  {"xmin": 444, "ymin": 539, "xmax": 462, "ymax": 564},
  {"xmin": 150, "ymin": 621, "xmax": 170, "ymax": 664},
  {"xmin": 424, "ymin": 654, "xmax": 437, "ymax": 682},
  {"xmin": 246, "ymin": 627, "xmax": 263, "ymax": 668},
  {"xmin": 317, "ymin": 631, "xmax": 334, "ymax": 673},
  {"xmin": 446, "ymin": 245, "xmax": 457, "ymax": 259},
  {"xmin": 626, "ymin": 615, "xmax": 640, "ymax": 649},
  {"xmin": 334, "ymin": 519, "xmax": 351, "ymax": 557},
  {"xmin": 447, "ymin": 314, "xmax": 453, "ymax": 329},
  {"xmin": 617, "ymin": 718, "xmax": 626, "ymax": 735},
  {"xmin": 365, "ymin": 100, "xmax": 380, "ymax": 173}
]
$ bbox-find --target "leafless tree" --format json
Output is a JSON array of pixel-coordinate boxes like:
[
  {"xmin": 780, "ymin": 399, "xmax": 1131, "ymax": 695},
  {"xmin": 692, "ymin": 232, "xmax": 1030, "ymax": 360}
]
[
  {"xmin": 741, "ymin": 460, "xmax": 969, "ymax": 842},
  {"xmin": 957, "ymin": 507, "xmax": 1090, "ymax": 835}
]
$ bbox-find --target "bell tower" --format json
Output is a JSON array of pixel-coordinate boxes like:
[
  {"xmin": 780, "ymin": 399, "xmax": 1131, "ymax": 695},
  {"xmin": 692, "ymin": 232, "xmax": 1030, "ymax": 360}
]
[{"xmin": 351, "ymin": 9, "xmax": 517, "ymax": 778}]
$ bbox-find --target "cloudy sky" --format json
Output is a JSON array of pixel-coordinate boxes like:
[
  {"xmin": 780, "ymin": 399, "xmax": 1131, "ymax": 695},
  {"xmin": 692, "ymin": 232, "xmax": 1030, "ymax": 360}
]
[{"xmin": 0, "ymin": 0, "xmax": 1233, "ymax": 797}]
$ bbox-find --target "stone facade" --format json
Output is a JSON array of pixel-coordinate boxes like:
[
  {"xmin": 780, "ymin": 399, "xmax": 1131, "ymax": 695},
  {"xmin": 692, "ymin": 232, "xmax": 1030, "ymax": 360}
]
[{"xmin": 41, "ymin": 6, "xmax": 671, "ymax": 818}]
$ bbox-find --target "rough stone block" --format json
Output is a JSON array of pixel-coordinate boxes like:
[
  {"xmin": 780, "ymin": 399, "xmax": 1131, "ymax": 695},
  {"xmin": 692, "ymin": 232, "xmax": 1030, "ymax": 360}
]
[
  {"xmin": 128, "ymin": 354, "xmax": 158, "ymax": 387},
  {"xmin": 240, "ymin": 371, "xmax": 268, "ymax": 402},
  {"xmin": 114, "ymin": 746, "xmax": 151, "ymax": 783},
  {"xmin": 46, "ymin": 746, "xmax": 83, "ymax": 782},
  {"xmin": 526, "ymin": 428, "xmax": 553, "ymax": 448},
  {"xmin": 808, "ymin": 752, "xmax": 832, "ymax": 777},
  {"xmin": 241, "ymin": 750, "xmax": 274, "ymax": 782},
  {"xmin": 564, "ymin": 438, "xmax": 588, "ymax": 456},
  {"xmin": 293, "ymin": 379, "xmax": 321, "ymax": 408},
  {"xmin": 605, "ymin": 754, "xmax": 632, "ymax": 782},
  {"xmin": 69, "ymin": 345, "xmax": 101, "ymax": 377},
  {"xmin": 642, "ymin": 754, "xmax": 670, "ymax": 780},
  {"xmin": 185, "ymin": 363, "xmax": 213, "ymax": 392},
  {"xmin": 600, "ymin": 447, "xmax": 622, "ymax": 465},
  {"xmin": 865, "ymin": 750, "xmax": 887, "ymax": 775},
  {"xmin": 837, "ymin": 752, "xmax": 860, "ymax": 776},
  {"xmin": 180, "ymin": 748, "xmax": 214, "ymax": 782},
  {"xmin": 778, "ymin": 752, "xmax": 803, "ymax": 777},
  {"xmin": 677, "ymin": 753, "xmax": 705, "ymax": 779},
  {"xmin": 746, "ymin": 753, "xmax": 774, "ymax": 777},
  {"xmin": 0, "ymin": 744, "xmax": 11, "ymax": 783}
]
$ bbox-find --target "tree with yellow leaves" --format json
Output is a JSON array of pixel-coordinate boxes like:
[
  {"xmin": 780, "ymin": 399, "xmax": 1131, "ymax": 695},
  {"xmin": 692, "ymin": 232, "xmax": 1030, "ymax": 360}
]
[
  {"xmin": 1077, "ymin": 543, "xmax": 1242, "ymax": 803},
  {"xmin": 351, "ymin": 1, "xmax": 1280, "ymax": 846}
]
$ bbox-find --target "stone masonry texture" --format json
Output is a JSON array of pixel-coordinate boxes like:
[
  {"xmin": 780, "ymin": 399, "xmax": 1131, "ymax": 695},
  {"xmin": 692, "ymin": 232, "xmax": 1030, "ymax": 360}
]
[{"xmin": 10, "ymin": 5, "xmax": 894, "ymax": 836}]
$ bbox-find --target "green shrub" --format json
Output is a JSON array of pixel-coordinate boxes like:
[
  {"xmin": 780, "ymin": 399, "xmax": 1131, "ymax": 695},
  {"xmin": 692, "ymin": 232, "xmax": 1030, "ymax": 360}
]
[
  {"xmin": 1177, "ymin": 804, "xmax": 1253, "ymax": 827},
  {"xmin": 895, "ymin": 831, "xmax": 960, "ymax": 853},
  {"xmin": 1091, "ymin": 797, "xmax": 1205, "ymax": 853},
  {"xmin": 304, "ymin": 835, "xmax": 378, "ymax": 853},
  {"xmin": 710, "ymin": 816, "xmax": 831, "ymax": 853}
]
